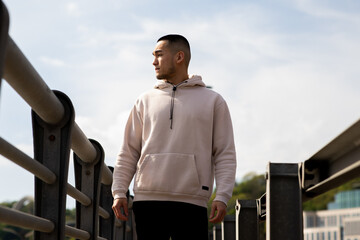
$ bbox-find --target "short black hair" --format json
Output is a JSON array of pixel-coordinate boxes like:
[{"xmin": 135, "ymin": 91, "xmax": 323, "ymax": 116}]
[
  {"xmin": 157, "ymin": 34, "xmax": 190, "ymax": 51},
  {"xmin": 157, "ymin": 34, "xmax": 191, "ymax": 66}
]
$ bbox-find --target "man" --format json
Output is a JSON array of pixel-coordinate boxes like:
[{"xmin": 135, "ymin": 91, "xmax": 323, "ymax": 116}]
[{"xmin": 112, "ymin": 34, "xmax": 236, "ymax": 239}]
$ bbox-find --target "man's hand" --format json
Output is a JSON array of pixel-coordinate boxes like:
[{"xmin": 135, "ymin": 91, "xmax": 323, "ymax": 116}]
[
  {"xmin": 209, "ymin": 201, "xmax": 227, "ymax": 223},
  {"xmin": 112, "ymin": 198, "xmax": 129, "ymax": 221}
]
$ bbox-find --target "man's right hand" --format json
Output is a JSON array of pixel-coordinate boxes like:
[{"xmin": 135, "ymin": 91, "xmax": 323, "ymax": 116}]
[{"xmin": 112, "ymin": 198, "xmax": 129, "ymax": 221}]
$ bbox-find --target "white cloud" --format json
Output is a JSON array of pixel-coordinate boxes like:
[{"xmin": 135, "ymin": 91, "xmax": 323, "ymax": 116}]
[
  {"xmin": 39, "ymin": 56, "xmax": 66, "ymax": 67},
  {"xmin": 293, "ymin": 0, "xmax": 360, "ymax": 23},
  {"xmin": 66, "ymin": 2, "xmax": 82, "ymax": 17}
]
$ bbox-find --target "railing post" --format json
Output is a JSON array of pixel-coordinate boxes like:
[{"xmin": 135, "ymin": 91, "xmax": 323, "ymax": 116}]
[
  {"xmin": 236, "ymin": 199, "xmax": 260, "ymax": 240},
  {"xmin": 32, "ymin": 90, "xmax": 75, "ymax": 239},
  {"xmin": 213, "ymin": 224, "xmax": 222, "ymax": 240},
  {"xmin": 0, "ymin": 1, "xmax": 9, "ymax": 89},
  {"xmin": 74, "ymin": 139, "xmax": 104, "ymax": 240},
  {"xmin": 266, "ymin": 162, "xmax": 303, "ymax": 240},
  {"xmin": 99, "ymin": 166, "xmax": 115, "ymax": 239},
  {"xmin": 222, "ymin": 215, "xmax": 236, "ymax": 240}
]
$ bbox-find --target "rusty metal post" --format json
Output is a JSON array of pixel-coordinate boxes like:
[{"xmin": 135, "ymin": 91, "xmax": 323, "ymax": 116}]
[
  {"xmin": 74, "ymin": 139, "xmax": 104, "ymax": 240},
  {"xmin": 32, "ymin": 90, "xmax": 74, "ymax": 239}
]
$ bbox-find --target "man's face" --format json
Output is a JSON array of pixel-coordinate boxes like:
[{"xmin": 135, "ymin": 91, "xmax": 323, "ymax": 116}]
[{"xmin": 152, "ymin": 40, "xmax": 176, "ymax": 80}]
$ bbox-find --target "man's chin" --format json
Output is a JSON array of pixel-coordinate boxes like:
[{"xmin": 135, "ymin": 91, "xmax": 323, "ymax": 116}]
[{"xmin": 156, "ymin": 74, "xmax": 165, "ymax": 80}]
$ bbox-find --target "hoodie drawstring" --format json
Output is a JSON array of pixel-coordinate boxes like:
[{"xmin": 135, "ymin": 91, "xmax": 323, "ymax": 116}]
[{"xmin": 169, "ymin": 81, "xmax": 187, "ymax": 129}]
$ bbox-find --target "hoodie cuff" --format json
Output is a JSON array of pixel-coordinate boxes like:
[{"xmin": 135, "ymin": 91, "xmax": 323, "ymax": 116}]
[
  {"xmin": 113, "ymin": 191, "xmax": 127, "ymax": 200},
  {"xmin": 214, "ymin": 195, "xmax": 229, "ymax": 206}
]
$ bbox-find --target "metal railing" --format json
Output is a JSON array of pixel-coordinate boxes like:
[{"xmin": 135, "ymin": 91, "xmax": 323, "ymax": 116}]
[
  {"xmin": 0, "ymin": 2, "xmax": 134, "ymax": 239},
  {"xmin": 216, "ymin": 118, "xmax": 360, "ymax": 240}
]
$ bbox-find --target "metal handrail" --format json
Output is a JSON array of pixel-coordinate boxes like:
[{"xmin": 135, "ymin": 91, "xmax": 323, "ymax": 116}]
[
  {"xmin": 0, "ymin": 138, "xmax": 112, "ymax": 222},
  {"xmin": 0, "ymin": 137, "xmax": 56, "ymax": 184},
  {"xmin": 65, "ymin": 225, "xmax": 91, "ymax": 240},
  {"xmin": 67, "ymin": 184, "xmax": 92, "ymax": 206},
  {"xmin": 0, "ymin": 2, "xmax": 132, "ymax": 238},
  {"xmin": 3, "ymin": 37, "xmax": 112, "ymax": 185},
  {"xmin": 0, "ymin": 205, "xmax": 55, "ymax": 233}
]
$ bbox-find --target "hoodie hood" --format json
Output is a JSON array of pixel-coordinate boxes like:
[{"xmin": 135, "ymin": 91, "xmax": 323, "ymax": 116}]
[
  {"xmin": 153, "ymin": 75, "xmax": 206, "ymax": 129},
  {"xmin": 154, "ymin": 75, "xmax": 205, "ymax": 89}
]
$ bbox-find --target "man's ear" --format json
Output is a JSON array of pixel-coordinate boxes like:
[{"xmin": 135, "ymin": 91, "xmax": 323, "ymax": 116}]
[{"xmin": 176, "ymin": 51, "xmax": 185, "ymax": 64}]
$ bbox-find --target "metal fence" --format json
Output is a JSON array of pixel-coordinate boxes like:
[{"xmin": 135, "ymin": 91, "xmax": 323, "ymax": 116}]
[
  {"xmin": 0, "ymin": 2, "xmax": 135, "ymax": 239},
  {"xmin": 217, "ymin": 119, "xmax": 360, "ymax": 240}
]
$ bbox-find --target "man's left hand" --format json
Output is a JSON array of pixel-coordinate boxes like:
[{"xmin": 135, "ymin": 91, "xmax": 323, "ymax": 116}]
[{"xmin": 209, "ymin": 201, "xmax": 227, "ymax": 223}]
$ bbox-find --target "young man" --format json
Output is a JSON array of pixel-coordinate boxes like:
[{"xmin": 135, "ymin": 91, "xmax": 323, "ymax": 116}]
[{"xmin": 112, "ymin": 34, "xmax": 236, "ymax": 239}]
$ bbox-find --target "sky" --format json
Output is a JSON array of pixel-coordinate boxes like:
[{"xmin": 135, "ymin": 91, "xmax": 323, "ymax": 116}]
[{"xmin": 0, "ymin": 0, "xmax": 359, "ymax": 208}]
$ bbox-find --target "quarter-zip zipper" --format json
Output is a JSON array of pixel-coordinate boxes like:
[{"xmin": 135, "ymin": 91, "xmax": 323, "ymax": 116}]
[{"xmin": 169, "ymin": 81, "xmax": 187, "ymax": 129}]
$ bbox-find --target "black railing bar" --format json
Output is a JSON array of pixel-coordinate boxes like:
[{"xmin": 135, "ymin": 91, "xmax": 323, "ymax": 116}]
[
  {"xmin": 0, "ymin": 205, "xmax": 54, "ymax": 233},
  {"xmin": 3, "ymin": 37, "xmax": 112, "ymax": 185},
  {"xmin": 65, "ymin": 225, "xmax": 90, "ymax": 240},
  {"xmin": 0, "ymin": 136, "xmax": 56, "ymax": 184}
]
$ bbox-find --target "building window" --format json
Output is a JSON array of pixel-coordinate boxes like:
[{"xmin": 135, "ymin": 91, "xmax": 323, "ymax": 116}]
[
  {"xmin": 317, "ymin": 217, "xmax": 325, "ymax": 227},
  {"xmin": 307, "ymin": 216, "xmax": 315, "ymax": 227}
]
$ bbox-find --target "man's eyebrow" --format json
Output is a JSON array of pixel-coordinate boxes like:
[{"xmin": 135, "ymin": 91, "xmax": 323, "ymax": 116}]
[{"xmin": 152, "ymin": 49, "xmax": 163, "ymax": 55}]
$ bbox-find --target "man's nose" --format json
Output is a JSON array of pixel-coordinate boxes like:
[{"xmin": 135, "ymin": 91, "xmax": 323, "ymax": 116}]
[{"xmin": 153, "ymin": 58, "xmax": 158, "ymax": 66}]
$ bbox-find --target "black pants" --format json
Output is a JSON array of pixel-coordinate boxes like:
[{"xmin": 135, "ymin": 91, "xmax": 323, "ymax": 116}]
[{"xmin": 132, "ymin": 201, "xmax": 208, "ymax": 240}]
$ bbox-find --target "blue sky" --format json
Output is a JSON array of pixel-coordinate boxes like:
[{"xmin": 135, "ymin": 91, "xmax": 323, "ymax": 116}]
[{"xmin": 1, "ymin": 0, "xmax": 359, "ymax": 208}]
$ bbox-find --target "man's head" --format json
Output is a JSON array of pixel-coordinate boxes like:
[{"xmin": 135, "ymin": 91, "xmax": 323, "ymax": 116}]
[{"xmin": 152, "ymin": 34, "xmax": 191, "ymax": 82}]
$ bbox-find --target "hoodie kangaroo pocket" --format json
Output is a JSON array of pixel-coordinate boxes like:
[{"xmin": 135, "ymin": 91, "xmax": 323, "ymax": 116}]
[{"xmin": 134, "ymin": 153, "xmax": 201, "ymax": 196}]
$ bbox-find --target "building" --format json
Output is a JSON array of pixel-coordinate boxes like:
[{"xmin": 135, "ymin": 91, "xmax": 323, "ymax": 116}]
[{"xmin": 303, "ymin": 189, "xmax": 360, "ymax": 240}]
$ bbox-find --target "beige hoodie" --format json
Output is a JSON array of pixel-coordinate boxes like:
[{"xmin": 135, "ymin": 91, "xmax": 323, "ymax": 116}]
[{"xmin": 112, "ymin": 75, "xmax": 236, "ymax": 208}]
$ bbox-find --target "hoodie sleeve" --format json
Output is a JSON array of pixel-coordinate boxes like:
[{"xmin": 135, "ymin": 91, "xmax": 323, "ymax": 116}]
[
  {"xmin": 112, "ymin": 101, "xmax": 143, "ymax": 199},
  {"xmin": 212, "ymin": 99, "xmax": 237, "ymax": 205}
]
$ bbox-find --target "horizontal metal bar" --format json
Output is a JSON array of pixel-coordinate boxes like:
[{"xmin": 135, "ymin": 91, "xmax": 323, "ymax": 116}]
[
  {"xmin": 99, "ymin": 206, "xmax": 110, "ymax": 219},
  {"xmin": 0, "ymin": 137, "xmax": 56, "ymax": 184},
  {"xmin": 65, "ymin": 225, "xmax": 90, "ymax": 240},
  {"xmin": 304, "ymin": 160, "xmax": 360, "ymax": 199},
  {"xmin": 307, "ymin": 119, "xmax": 360, "ymax": 162},
  {"xmin": 303, "ymin": 119, "xmax": 360, "ymax": 196},
  {"xmin": 4, "ymin": 37, "xmax": 64, "ymax": 124},
  {"xmin": 67, "ymin": 183, "xmax": 92, "ymax": 206},
  {"xmin": 3, "ymin": 36, "xmax": 112, "ymax": 185},
  {"xmin": 0, "ymin": 205, "xmax": 54, "ymax": 233},
  {"xmin": 65, "ymin": 225, "xmax": 109, "ymax": 240}
]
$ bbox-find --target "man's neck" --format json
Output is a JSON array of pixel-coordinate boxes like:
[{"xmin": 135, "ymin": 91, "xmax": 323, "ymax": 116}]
[{"xmin": 166, "ymin": 73, "xmax": 189, "ymax": 85}]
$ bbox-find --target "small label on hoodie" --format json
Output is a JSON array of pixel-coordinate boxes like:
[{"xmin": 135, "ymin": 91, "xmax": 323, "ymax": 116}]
[{"xmin": 202, "ymin": 186, "xmax": 209, "ymax": 191}]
